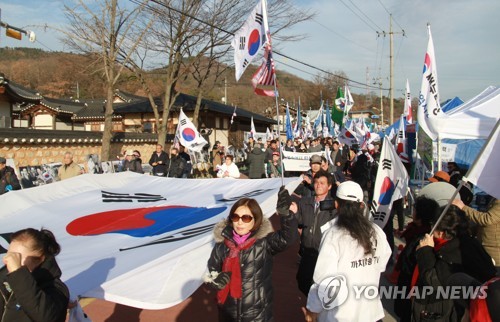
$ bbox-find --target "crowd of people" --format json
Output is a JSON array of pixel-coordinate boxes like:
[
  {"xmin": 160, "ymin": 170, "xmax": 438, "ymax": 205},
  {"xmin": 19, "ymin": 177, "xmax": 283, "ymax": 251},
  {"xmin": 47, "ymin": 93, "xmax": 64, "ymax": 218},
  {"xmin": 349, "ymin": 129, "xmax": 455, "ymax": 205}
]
[{"xmin": 0, "ymin": 135, "xmax": 498, "ymax": 322}]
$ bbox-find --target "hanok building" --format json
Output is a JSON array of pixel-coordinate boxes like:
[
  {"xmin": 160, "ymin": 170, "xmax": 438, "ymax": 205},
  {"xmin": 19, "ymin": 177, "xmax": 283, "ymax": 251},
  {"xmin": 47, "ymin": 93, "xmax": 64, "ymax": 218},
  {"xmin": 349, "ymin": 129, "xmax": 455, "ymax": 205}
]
[{"xmin": 0, "ymin": 73, "xmax": 275, "ymax": 149}]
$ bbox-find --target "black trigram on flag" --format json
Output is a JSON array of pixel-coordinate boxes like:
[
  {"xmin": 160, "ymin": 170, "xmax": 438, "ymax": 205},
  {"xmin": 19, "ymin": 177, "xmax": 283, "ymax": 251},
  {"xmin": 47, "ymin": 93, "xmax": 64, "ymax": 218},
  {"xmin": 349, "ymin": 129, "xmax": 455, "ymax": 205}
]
[
  {"xmin": 242, "ymin": 59, "xmax": 249, "ymax": 68},
  {"xmin": 180, "ymin": 119, "xmax": 187, "ymax": 126},
  {"xmin": 239, "ymin": 36, "xmax": 246, "ymax": 50},
  {"xmin": 102, "ymin": 191, "xmax": 167, "ymax": 203},
  {"xmin": 398, "ymin": 131, "xmax": 403, "ymax": 139},
  {"xmin": 255, "ymin": 13, "xmax": 263, "ymax": 25},
  {"xmin": 382, "ymin": 158, "xmax": 392, "ymax": 170},
  {"xmin": 370, "ymin": 200, "xmax": 386, "ymax": 223}
]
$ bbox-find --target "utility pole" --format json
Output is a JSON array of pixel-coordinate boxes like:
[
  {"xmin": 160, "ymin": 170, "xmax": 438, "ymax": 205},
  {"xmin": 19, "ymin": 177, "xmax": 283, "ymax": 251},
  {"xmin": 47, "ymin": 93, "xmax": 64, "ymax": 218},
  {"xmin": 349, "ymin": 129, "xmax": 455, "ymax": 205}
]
[
  {"xmin": 377, "ymin": 14, "xmax": 405, "ymax": 124},
  {"xmin": 373, "ymin": 76, "xmax": 384, "ymax": 127},
  {"xmin": 365, "ymin": 67, "xmax": 372, "ymax": 107}
]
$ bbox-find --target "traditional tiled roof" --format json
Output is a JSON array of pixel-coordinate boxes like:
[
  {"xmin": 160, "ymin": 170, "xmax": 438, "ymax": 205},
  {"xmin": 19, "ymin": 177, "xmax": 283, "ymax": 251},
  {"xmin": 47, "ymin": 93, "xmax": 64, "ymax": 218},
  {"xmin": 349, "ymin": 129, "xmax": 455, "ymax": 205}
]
[
  {"xmin": 113, "ymin": 89, "xmax": 147, "ymax": 103},
  {"xmin": 3, "ymin": 80, "xmax": 43, "ymax": 102},
  {"xmin": 0, "ymin": 128, "xmax": 158, "ymax": 144},
  {"xmin": 71, "ymin": 101, "xmax": 122, "ymax": 120},
  {"xmin": 1, "ymin": 74, "xmax": 274, "ymax": 124},
  {"xmin": 113, "ymin": 92, "xmax": 276, "ymax": 124}
]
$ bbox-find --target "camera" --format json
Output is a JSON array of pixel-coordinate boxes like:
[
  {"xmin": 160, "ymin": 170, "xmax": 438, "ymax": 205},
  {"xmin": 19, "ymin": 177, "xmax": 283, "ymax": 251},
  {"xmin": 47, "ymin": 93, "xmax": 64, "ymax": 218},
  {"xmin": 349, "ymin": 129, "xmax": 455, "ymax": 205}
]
[{"xmin": 319, "ymin": 199, "xmax": 335, "ymax": 211}]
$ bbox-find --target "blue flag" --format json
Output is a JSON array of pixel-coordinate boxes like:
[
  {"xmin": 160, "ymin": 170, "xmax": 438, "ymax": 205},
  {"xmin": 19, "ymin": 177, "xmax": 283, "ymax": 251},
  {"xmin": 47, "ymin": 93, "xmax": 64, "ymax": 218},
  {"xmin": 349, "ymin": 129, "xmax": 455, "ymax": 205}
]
[{"xmin": 285, "ymin": 103, "xmax": 293, "ymax": 140}]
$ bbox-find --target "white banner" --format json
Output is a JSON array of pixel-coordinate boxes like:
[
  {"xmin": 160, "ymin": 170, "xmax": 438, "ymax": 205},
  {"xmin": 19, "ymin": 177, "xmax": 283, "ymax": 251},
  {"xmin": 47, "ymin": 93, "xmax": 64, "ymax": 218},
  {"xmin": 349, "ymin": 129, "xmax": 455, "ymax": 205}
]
[
  {"xmin": 370, "ymin": 137, "xmax": 409, "ymax": 228},
  {"xmin": 281, "ymin": 150, "xmax": 325, "ymax": 172},
  {"xmin": 432, "ymin": 142, "xmax": 457, "ymax": 162},
  {"xmin": 0, "ymin": 173, "xmax": 301, "ymax": 309}
]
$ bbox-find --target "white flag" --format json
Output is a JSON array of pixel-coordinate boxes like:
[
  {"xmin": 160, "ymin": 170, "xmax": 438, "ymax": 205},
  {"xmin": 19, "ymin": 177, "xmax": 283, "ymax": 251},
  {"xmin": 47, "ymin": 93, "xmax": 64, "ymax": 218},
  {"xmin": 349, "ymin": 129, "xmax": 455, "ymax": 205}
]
[
  {"xmin": 345, "ymin": 85, "xmax": 354, "ymax": 114},
  {"xmin": 0, "ymin": 173, "xmax": 302, "ymax": 309},
  {"xmin": 175, "ymin": 109, "xmax": 207, "ymax": 152},
  {"xmin": 231, "ymin": 0, "xmax": 269, "ymax": 81},
  {"xmin": 266, "ymin": 127, "xmax": 274, "ymax": 141},
  {"xmin": 250, "ymin": 116, "xmax": 256, "ymax": 138},
  {"xmin": 463, "ymin": 120, "xmax": 500, "ymax": 199},
  {"xmin": 371, "ymin": 136, "xmax": 409, "ymax": 228},
  {"xmin": 417, "ymin": 25, "xmax": 444, "ymax": 140},
  {"xmin": 404, "ymin": 79, "xmax": 413, "ymax": 123}
]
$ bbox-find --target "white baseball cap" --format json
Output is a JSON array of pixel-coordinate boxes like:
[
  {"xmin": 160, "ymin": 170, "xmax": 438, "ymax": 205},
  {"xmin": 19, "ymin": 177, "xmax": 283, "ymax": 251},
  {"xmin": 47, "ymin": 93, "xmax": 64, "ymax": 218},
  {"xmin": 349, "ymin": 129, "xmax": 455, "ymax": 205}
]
[
  {"xmin": 419, "ymin": 182, "xmax": 461, "ymax": 207},
  {"xmin": 336, "ymin": 181, "xmax": 364, "ymax": 203}
]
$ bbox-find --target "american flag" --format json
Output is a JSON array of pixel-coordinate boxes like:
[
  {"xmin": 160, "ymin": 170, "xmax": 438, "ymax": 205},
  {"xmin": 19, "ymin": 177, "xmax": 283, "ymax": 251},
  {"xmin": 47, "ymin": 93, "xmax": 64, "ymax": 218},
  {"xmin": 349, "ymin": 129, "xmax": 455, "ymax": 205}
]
[{"xmin": 251, "ymin": 44, "xmax": 277, "ymax": 97}]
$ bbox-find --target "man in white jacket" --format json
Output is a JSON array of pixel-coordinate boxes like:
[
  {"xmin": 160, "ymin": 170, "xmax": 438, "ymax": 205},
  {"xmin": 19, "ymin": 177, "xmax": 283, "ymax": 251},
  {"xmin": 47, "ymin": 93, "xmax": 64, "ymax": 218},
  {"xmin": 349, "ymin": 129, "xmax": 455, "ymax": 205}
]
[{"xmin": 305, "ymin": 181, "xmax": 391, "ymax": 322}]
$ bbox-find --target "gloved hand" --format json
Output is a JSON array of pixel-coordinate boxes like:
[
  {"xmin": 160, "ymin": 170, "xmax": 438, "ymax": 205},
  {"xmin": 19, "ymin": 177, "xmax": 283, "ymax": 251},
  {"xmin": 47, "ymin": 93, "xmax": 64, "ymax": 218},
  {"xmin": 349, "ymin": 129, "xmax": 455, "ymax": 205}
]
[
  {"xmin": 276, "ymin": 186, "xmax": 292, "ymax": 216},
  {"xmin": 211, "ymin": 272, "xmax": 231, "ymax": 290},
  {"xmin": 5, "ymin": 185, "xmax": 12, "ymax": 192}
]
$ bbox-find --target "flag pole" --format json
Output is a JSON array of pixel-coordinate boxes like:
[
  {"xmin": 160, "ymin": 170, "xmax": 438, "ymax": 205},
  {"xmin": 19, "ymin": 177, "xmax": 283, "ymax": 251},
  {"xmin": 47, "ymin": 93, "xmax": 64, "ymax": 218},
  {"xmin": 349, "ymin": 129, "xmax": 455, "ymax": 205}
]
[
  {"xmin": 272, "ymin": 72, "xmax": 285, "ymax": 186},
  {"xmin": 430, "ymin": 119, "xmax": 500, "ymax": 234}
]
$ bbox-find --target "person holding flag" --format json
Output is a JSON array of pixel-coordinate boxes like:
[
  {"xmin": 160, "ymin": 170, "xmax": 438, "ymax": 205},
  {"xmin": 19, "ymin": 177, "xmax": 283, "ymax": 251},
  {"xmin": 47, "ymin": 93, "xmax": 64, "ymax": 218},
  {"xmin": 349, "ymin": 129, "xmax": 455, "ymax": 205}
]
[{"xmin": 205, "ymin": 188, "xmax": 297, "ymax": 322}]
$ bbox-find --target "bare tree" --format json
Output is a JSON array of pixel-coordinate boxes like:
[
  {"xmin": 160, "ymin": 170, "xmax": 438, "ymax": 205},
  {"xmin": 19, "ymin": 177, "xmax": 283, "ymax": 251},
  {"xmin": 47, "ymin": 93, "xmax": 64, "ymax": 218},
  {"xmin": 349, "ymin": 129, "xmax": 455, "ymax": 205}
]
[
  {"xmin": 62, "ymin": 0, "xmax": 153, "ymax": 160},
  {"xmin": 141, "ymin": 0, "xmax": 315, "ymax": 143},
  {"xmin": 311, "ymin": 70, "xmax": 349, "ymax": 104}
]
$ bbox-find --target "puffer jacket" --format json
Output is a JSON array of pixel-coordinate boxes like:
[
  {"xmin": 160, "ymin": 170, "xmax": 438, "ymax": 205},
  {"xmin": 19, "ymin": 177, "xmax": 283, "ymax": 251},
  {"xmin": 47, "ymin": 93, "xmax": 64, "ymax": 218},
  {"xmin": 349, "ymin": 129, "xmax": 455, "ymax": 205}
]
[
  {"xmin": 207, "ymin": 214, "xmax": 298, "ymax": 322},
  {"xmin": 462, "ymin": 199, "xmax": 500, "ymax": 266},
  {"xmin": 0, "ymin": 257, "xmax": 69, "ymax": 322}
]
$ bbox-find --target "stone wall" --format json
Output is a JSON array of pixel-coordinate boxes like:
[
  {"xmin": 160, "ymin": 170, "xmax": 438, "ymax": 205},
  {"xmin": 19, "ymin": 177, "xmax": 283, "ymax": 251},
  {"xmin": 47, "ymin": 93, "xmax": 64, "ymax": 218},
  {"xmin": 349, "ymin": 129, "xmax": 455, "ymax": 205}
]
[{"xmin": 1, "ymin": 143, "xmax": 158, "ymax": 167}]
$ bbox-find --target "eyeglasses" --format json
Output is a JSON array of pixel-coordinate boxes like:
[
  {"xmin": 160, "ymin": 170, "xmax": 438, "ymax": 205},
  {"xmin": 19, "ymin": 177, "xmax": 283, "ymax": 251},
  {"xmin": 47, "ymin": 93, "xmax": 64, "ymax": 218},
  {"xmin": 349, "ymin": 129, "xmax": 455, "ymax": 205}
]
[{"xmin": 230, "ymin": 213, "xmax": 254, "ymax": 223}]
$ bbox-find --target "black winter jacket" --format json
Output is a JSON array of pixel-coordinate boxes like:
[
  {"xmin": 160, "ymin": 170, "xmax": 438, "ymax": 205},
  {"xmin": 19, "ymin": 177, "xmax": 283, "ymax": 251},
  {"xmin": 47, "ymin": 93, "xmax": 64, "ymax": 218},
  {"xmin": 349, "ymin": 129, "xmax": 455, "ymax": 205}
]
[
  {"xmin": 0, "ymin": 166, "xmax": 21, "ymax": 195},
  {"xmin": 0, "ymin": 257, "xmax": 69, "ymax": 322},
  {"xmin": 411, "ymin": 236, "xmax": 496, "ymax": 322},
  {"xmin": 166, "ymin": 155, "xmax": 185, "ymax": 178},
  {"xmin": 148, "ymin": 151, "xmax": 169, "ymax": 176},
  {"xmin": 295, "ymin": 196, "xmax": 336, "ymax": 252},
  {"xmin": 207, "ymin": 214, "xmax": 298, "ymax": 322}
]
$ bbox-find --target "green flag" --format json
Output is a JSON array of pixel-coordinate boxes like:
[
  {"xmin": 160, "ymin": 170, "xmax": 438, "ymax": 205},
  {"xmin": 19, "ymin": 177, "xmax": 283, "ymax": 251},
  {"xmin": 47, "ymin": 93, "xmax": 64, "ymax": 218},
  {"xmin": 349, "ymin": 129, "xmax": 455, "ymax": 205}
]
[{"xmin": 332, "ymin": 87, "xmax": 345, "ymax": 126}]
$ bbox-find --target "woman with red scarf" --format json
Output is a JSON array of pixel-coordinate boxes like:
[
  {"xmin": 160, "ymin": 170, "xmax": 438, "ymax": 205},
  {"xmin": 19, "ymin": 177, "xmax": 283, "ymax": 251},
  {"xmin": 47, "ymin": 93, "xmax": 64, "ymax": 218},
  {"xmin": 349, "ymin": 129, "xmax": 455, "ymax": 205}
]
[
  {"xmin": 205, "ymin": 188, "xmax": 297, "ymax": 322},
  {"xmin": 411, "ymin": 206, "xmax": 496, "ymax": 322}
]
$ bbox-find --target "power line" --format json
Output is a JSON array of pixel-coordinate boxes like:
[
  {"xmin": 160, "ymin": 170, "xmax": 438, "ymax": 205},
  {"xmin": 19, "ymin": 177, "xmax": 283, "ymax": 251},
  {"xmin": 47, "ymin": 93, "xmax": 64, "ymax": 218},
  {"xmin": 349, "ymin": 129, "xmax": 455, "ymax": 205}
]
[
  {"xmin": 345, "ymin": 0, "xmax": 383, "ymax": 31},
  {"xmin": 375, "ymin": 0, "xmax": 405, "ymax": 31},
  {"xmin": 337, "ymin": 0, "xmax": 379, "ymax": 32},
  {"xmin": 131, "ymin": 0, "xmax": 387, "ymax": 91},
  {"xmin": 309, "ymin": 18, "xmax": 373, "ymax": 52}
]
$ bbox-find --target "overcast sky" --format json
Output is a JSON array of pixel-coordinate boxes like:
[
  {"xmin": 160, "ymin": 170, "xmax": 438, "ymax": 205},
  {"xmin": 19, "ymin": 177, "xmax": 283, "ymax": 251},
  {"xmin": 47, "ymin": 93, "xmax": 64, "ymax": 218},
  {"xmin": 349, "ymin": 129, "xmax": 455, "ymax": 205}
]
[{"xmin": 1, "ymin": 0, "xmax": 499, "ymax": 103}]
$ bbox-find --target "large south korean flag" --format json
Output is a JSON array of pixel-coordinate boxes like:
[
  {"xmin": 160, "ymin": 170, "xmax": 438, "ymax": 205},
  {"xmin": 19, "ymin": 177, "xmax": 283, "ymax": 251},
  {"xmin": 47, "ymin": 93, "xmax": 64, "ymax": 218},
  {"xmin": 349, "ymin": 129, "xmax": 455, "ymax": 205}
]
[
  {"xmin": 0, "ymin": 173, "xmax": 302, "ymax": 309},
  {"xmin": 232, "ymin": 0, "xmax": 269, "ymax": 81}
]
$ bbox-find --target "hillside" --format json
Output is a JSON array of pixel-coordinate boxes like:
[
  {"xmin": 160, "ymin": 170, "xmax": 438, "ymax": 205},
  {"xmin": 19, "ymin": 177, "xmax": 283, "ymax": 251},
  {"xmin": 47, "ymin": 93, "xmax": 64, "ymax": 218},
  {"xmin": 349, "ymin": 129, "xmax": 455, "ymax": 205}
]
[{"xmin": 0, "ymin": 47, "xmax": 404, "ymax": 117}]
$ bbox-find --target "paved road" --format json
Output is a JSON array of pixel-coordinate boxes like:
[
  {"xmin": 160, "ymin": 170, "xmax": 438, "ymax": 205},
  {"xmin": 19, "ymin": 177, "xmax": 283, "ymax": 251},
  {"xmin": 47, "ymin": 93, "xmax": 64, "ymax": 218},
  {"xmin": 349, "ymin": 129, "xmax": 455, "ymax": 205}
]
[{"xmin": 80, "ymin": 215, "xmax": 403, "ymax": 321}]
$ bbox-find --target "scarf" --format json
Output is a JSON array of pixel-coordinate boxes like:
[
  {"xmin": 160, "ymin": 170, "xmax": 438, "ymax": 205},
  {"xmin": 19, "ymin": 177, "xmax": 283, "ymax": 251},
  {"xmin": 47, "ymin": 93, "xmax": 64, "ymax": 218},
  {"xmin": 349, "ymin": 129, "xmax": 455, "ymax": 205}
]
[
  {"xmin": 217, "ymin": 236, "xmax": 256, "ymax": 304},
  {"xmin": 469, "ymin": 277, "xmax": 500, "ymax": 322},
  {"xmin": 232, "ymin": 231, "xmax": 251, "ymax": 245},
  {"xmin": 411, "ymin": 237, "xmax": 449, "ymax": 289}
]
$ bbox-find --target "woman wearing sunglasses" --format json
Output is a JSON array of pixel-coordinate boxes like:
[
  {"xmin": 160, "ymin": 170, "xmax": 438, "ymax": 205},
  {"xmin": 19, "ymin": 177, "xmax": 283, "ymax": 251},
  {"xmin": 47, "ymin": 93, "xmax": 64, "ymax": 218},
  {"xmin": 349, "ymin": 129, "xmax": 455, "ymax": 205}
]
[{"xmin": 205, "ymin": 188, "xmax": 297, "ymax": 322}]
